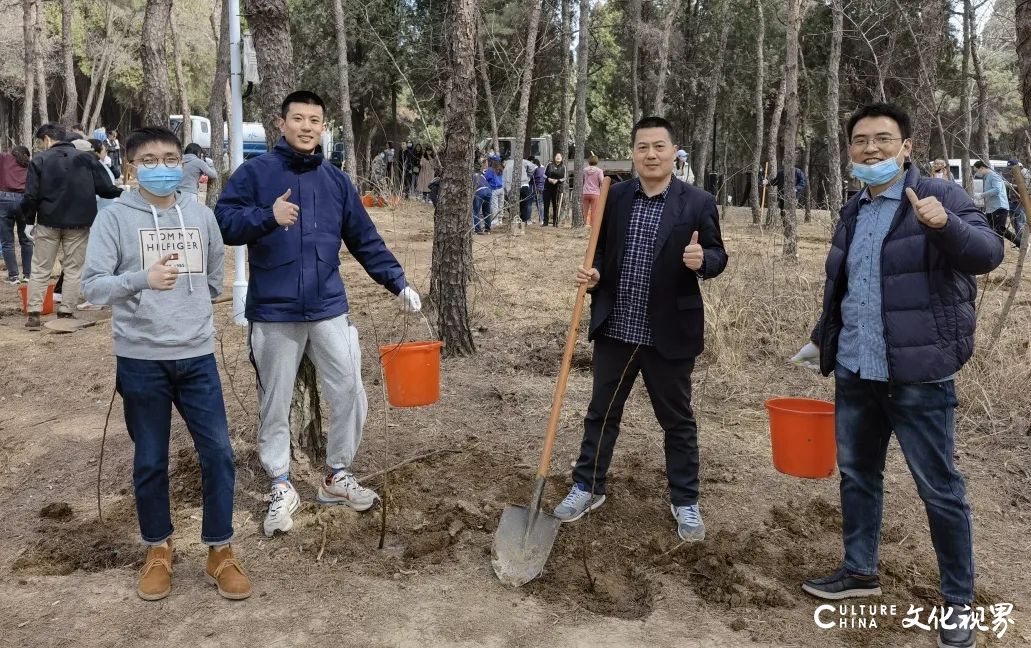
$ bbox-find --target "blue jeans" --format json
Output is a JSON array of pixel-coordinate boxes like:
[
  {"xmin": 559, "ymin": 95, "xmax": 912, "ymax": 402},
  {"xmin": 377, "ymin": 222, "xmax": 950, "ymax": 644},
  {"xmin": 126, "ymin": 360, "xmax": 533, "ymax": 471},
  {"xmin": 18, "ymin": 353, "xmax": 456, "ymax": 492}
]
[
  {"xmin": 834, "ymin": 365, "xmax": 974, "ymax": 604},
  {"xmin": 518, "ymin": 185, "xmax": 532, "ymax": 223},
  {"xmin": 472, "ymin": 188, "xmax": 492, "ymax": 232},
  {"xmin": 0, "ymin": 192, "xmax": 31, "ymax": 280},
  {"xmin": 116, "ymin": 354, "xmax": 236, "ymax": 545}
]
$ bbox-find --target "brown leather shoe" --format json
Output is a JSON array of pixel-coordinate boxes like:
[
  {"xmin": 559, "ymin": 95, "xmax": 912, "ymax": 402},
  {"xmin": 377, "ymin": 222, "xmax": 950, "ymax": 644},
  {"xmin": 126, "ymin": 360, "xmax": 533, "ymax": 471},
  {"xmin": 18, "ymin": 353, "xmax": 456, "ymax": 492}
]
[
  {"xmin": 25, "ymin": 313, "xmax": 41, "ymax": 330},
  {"xmin": 137, "ymin": 542, "xmax": 173, "ymax": 601},
  {"xmin": 205, "ymin": 545, "xmax": 252, "ymax": 600}
]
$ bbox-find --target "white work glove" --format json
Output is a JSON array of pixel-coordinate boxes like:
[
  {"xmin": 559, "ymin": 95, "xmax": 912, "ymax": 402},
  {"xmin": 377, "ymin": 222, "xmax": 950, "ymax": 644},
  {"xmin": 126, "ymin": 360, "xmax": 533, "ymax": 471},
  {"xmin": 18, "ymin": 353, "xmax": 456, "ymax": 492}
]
[
  {"xmin": 24, "ymin": 224, "xmax": 34, "ymax": 241},
  {"xmin": 398, "ymin": 286, "xmax": 422, "ymax": 313},
  {"xmin": 789, "ymin": 341, "xmax": 820, "ymax": 371}
]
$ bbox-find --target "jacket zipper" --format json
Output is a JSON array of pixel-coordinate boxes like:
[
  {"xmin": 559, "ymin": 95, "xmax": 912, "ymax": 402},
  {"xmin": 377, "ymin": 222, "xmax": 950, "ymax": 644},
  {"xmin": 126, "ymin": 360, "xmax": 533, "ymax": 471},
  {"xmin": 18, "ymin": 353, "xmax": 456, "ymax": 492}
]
[{"xmin": 879, "ymin": 178, "xmax": 914, "ymax": 396}]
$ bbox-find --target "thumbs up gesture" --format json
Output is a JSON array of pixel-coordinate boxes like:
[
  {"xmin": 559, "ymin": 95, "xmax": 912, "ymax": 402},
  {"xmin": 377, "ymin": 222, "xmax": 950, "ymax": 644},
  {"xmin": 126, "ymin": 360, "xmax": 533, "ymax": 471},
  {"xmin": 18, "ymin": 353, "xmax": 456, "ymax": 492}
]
[
  {"xmin": 905, "ymin": 187, "xmax": 948, "ymax": 229},
  {"xmin": 683, "ymin": 231, "xmax": 704, "ymax": 271},
  {"xmin": 273, "ymin": 187, "xmax": 299, "ymax": 227},
  {"xmin": 147, "ymin": 253, "xmax": 180, "ymax": 291}
]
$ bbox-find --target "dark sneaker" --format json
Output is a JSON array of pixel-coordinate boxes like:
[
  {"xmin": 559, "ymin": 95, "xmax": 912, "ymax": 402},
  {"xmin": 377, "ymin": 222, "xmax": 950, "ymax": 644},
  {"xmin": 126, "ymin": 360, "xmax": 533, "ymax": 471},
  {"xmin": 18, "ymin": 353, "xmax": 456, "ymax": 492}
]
[
  {"xmin": 553, "ymin": 485, "xmax": 606, "ymax": 522},
  {"xmin": 802, "ymin": 567, "xmax": 882, "ymax": 600},
  {"xmin": 5, "ymin": 276, "xmax": 19, "ymax": 286},
  {"xmin": 25, "ymin": 313, "xmax": 41, "ymax": 330},
  {"xmin": 938, "ymin": 603, "xmax": 976, "ymax": 648}
]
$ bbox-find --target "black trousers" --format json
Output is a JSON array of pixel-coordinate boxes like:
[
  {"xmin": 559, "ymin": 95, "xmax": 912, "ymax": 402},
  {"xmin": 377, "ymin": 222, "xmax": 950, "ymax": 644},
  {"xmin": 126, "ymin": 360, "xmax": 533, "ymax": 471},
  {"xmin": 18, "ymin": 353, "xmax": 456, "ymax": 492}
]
[
  {"xmin": 543, "ymin": 184, "xmax": 561, "ymax": 226},
  {"xmin": 989, "ymin": 208, "xmax": 1020, "ymax": 245},
  {"xmin": 572, "ymin": 336, "xmax": 700, "ymax": 506}
]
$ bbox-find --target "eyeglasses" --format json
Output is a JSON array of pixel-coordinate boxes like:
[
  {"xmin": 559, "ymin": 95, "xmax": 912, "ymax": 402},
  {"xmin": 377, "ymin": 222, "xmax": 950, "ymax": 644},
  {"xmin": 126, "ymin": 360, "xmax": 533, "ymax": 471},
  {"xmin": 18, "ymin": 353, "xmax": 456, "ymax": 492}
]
[
  {"xmin": 850, "ymin": 136, "xmax": 904, "ymax": 149},
  {"xmin": 131, "ymin": 155, "xmax": 183, "ymax": 169}
]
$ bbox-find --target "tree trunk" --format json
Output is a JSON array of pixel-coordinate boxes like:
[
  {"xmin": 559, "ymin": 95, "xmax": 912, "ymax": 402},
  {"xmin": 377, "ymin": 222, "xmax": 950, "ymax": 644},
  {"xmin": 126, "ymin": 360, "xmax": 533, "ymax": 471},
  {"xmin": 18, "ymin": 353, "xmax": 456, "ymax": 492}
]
[
  {"xmin": 169, "ymin": 12, "xmax": 192, "ymax": 145},
  {"xmin": 81, "ymin": 4, "xmax": 114, "ymax": 131},
  {"xmin": 572, "ymin": 0, "xmax": 589, "ymax": 228},
  {"xmin": 960, "ymin": 0, "xmax": 974, "ymax": 192},
  {"xmin": 244, "ymin": 0, "xmax": 294, "ymax": 150},
  {"xmin": 505, "ymin": 0, "xmax": 544, "ymax": 232},
  {"xmin": 764, "ymin": 74, "xmax": 786, "ymax": 226},
  {"xmin": 1017, "ymin": 0, "xmax": 1031, "ymax": 127},
  {"xmin": 431, "ymin": 0, "xmax": 476, "ymax": 357},
  {"xmin": 693, "ymin": 4, "xmax": 729, "ymax": 189},
  {"xmin": 971, "ymin": 26, "xmax": 990, "ymax": 162},
  {"xmin": 749, "ymin": 0, "xmax": 765, "ymax": 225},
  {"xmin": 475, "ymin": 24, "xmax": 500, "ymax": 154},
  {"xmin": 653, "ymin": 0, "xmax": 683, "ymax": 116},
  {"xmin": 87, "ymin": 51, "xmax": 114, "ymax": 132},
  {"xmin": 629, "ymin": 0, "xmax": 642, "ymax": 123},
  {"xmin": 206, "ymin": 0, "xmax": 230, "ymax": 209},
  {"xmin": 21, "ymin": 0, "xmax": 35, "ymax": 147},
  {"xmin": 333, "ymin": 0, "xmax": 358, "ymax": 175},
  {"xmin": 556, "ymin": 0, "xmax": 571, "ymax": 159},
  {"xmin": 826, "ymin": 0, "xmax": 843, "ymax": 220},
  {"xmin": 34, "ymin": 1, "xmax": 48, "ymax": 125},
  {"xmin": 60, "ymin": 0, "xmax": 78, "ymax": 126},
  {"xmin": 141, "ymin": 0, "xmax": 173, "ymax": 127},
  {"xmin": 781, "ymin": 0, "xmax": 803, "ymax": 260}
]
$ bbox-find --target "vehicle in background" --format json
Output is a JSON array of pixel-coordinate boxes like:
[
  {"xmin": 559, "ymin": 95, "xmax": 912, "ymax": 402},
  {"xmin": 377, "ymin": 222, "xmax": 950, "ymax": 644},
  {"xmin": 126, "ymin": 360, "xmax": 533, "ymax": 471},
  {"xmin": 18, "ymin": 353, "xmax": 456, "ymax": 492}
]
[
  {"xmin": 169, "ymin": 115, "xmax": 212, "ymax": 151},
  {"xmin": 221, "ymin": 122, "xmax": 269, "ymax": 159},
  {"xmin": 330, "ymin": 141, "xmax": 347, "ymax": 168}
]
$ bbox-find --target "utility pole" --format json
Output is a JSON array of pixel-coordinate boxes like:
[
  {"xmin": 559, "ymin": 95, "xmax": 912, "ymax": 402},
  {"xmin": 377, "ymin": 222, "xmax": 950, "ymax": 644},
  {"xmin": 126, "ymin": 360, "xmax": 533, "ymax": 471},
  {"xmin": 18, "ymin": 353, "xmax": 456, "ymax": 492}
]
[{"xmin": 229, "ymin": 0, "xmax": 247, "ymax": 326}]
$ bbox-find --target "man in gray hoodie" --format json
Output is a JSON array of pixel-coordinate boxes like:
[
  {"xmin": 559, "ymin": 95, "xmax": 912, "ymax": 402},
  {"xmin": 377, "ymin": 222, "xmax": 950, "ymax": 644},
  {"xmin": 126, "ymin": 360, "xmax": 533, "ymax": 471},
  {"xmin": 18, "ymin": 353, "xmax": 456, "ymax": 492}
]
[{"xmin": 81, "ymin": 126, "xmax": 251, "ymax": 602}]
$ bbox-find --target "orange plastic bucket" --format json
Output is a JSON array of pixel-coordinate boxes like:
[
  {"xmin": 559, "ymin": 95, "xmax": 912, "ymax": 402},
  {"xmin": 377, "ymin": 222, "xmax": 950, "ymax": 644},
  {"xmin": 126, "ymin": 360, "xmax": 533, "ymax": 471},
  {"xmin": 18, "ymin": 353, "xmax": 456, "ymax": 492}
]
[
  {"xmin": 764, "ymin": 397, "xmax": 836, "ymax": 479},
  {"xmin": 362, "ymin": 194, "xmax": 375, "ymax": 208},
  {"xmin": 379, "ymin": 340, "xmax": 443, "ymax": 407},
  {"xmin": 19, "ymin": 283, "xmax": 55, "ymax": 315}
]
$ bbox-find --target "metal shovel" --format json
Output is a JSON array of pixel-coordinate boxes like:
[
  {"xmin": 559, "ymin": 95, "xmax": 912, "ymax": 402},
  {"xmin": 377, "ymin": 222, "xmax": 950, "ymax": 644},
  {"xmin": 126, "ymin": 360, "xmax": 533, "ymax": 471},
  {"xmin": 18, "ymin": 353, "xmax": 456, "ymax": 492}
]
[{"xmin": 492, "ymin": 177, "xmax": 612, "ymax": 587}]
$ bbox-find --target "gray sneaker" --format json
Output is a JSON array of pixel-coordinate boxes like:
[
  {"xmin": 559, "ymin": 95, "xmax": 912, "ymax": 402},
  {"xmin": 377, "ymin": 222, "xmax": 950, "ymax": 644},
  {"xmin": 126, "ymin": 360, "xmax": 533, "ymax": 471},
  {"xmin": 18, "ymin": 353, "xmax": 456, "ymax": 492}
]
[
  {"xmin": 553, "ymin": 485, "xmax": 606, "ymax": 522},
  {"xmin": 672, "ymin": 504, "xmax": 705, "ymax": 541}
]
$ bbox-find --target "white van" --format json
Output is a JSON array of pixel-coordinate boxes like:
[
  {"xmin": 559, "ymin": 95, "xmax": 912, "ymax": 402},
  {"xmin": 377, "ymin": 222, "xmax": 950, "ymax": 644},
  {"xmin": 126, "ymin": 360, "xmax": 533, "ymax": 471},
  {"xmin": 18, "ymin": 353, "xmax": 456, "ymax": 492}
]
[
  {"xmin": 945, "ymin": 158, "xmax": 1009, "ymax": 195},
  {"xmin": 169, "ymin": 115, "xmax": 212, "ymax": 150}
]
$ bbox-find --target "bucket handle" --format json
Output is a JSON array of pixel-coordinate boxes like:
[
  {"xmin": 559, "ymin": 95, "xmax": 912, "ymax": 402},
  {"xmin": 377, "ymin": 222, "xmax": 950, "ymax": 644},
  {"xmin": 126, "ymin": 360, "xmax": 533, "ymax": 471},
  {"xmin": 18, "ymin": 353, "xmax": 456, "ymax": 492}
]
[{"xmin": 381, "ymin": 309, "xmax": 437, "ymax": 354}]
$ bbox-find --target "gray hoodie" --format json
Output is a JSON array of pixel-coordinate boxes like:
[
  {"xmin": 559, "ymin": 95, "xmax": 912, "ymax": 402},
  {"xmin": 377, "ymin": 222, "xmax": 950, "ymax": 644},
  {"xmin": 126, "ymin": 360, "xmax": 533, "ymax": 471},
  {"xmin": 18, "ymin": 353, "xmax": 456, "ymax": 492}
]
[
  {"xmin": 82, "ymin": 189, "xmax": 225, "ymax": 360},
  {"xmin": 178, "ymin": 153, "xmax": 219, "ymax": 195}
]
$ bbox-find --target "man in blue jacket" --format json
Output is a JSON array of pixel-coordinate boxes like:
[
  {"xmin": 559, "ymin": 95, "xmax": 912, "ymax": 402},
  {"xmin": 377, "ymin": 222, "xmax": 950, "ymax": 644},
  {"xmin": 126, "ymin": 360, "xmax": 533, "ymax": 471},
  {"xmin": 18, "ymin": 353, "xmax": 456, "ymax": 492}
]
[
  {"xmin": 215, "ymin": 91, "xmax": 422, "ymax": 537},
  {"xmin": 795, "ymin": 103, "xmax": 1002, "ymax": 648}
]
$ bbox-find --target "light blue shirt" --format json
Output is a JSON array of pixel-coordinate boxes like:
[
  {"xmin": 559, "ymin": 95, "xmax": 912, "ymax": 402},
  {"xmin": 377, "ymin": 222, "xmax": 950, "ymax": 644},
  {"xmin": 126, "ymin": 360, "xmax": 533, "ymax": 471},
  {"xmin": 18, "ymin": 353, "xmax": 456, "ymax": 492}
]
[
  {"xmin": 836, "ymin": 177, "xmax": 904, "ymax": 382},
  {"xmin": 980, "ymin": 170, "xmax": 1007, "ymax": 213}
]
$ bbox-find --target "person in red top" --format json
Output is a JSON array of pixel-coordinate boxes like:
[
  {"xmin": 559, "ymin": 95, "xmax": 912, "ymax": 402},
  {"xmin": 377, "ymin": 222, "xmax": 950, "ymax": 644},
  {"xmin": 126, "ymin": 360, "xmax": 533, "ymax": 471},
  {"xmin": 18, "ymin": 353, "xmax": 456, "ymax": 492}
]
[
  {"xmin": 580, "ymin": 154, "xmax": 605, "ymax": 227},
  {"xmin": 0, "ymin": 146, "xmax": 31, "ymax": 284}
]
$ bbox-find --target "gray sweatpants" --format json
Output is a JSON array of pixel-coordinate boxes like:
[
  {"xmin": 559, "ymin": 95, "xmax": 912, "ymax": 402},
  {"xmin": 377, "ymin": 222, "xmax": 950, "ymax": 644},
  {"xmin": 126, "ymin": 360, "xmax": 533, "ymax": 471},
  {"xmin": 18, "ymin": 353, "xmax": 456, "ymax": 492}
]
[{"xmin": 249, "ymin": 314, "xmax": 368, "ymax": 478}]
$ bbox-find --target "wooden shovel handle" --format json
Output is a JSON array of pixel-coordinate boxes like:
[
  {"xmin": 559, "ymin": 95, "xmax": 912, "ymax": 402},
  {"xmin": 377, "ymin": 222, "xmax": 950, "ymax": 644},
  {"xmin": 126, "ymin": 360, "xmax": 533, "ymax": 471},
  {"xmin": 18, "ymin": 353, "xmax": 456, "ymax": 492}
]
[{"xmin": 536, "ymin": 176, "xmax": 612, "ymax": 478}]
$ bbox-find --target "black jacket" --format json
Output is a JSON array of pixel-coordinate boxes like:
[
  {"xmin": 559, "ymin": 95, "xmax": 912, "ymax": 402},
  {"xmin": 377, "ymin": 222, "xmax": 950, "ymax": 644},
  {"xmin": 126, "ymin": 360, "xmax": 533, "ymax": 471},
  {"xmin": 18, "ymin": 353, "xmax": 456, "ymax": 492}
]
[
  {"xmin": 545, "ymin": 162, "xmax": 566, "ymax": 188},
  {"xmin": 22, "ymin": 143, "xmax": 122, "ymax": 228},
  {"xmin": 812, "ymin": 164, "xmax": 1003, "ymax": 383},
  {"xmin": 589, "ymin": 177, "xmax": 728, "ymax": 360}
]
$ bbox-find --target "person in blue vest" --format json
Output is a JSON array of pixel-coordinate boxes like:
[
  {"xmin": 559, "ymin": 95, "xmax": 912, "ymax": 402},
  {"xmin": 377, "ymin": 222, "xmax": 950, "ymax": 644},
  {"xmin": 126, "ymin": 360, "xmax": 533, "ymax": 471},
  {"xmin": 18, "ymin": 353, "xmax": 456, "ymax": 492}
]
[
  {"xmin": 215, "ymin": 91, "xmax": 422, "ymax": 537},
  {"xmin": 762, "ymin": 164, "xmax": 807, "ymax": 219},
  {"xmin": 793, "ymin": 103, "xmax": 1002, "ymax": 648}
]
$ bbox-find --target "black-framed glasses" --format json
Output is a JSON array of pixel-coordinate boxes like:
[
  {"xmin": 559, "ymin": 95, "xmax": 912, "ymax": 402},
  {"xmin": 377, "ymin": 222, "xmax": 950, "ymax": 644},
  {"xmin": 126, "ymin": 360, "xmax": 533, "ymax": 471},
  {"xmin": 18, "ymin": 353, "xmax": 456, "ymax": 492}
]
[
  {"xmin": 131, "ymin": 155, "xmax": 183, "ymax": 169},
  {"xmin": 850, "ymin": 136, "xmax": 904, "ymax": 149}
]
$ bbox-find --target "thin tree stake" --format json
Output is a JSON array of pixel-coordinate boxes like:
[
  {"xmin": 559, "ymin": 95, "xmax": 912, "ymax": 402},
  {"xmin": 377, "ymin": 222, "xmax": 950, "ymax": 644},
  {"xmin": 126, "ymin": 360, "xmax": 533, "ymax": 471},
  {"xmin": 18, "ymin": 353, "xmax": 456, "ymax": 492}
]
[{"xmin": 96, "ymin": 382, "xmax": 118, "ymax": 523}]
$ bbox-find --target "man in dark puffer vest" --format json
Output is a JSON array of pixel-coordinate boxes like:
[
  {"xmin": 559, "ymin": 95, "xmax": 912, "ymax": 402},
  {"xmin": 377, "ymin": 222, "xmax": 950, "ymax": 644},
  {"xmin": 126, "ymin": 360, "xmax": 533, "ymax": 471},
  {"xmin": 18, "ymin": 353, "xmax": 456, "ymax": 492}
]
[{"xmin": 796, "ymin": 103, "xmax": 1002, "ymax": 648}]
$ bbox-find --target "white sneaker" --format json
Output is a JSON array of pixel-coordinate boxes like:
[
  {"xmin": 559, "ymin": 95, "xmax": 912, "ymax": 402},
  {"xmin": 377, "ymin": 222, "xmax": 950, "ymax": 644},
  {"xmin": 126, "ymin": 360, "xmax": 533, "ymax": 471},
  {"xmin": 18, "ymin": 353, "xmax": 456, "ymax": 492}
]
[
  {"xmin": 263, "ymin": 481, "xmax": 300, "ymax": 537},
  {"xmin": 317, "ymin": 470, "xmax": 378, "ymax": 511}
]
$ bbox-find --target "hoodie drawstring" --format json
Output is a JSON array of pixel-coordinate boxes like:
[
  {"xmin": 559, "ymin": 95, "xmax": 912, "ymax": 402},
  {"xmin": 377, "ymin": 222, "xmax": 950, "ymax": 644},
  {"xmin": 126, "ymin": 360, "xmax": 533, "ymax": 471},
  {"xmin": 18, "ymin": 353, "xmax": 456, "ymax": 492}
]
[{"xmin": 148, "ymin": 202, "xmax": 194, "ymax": 294}]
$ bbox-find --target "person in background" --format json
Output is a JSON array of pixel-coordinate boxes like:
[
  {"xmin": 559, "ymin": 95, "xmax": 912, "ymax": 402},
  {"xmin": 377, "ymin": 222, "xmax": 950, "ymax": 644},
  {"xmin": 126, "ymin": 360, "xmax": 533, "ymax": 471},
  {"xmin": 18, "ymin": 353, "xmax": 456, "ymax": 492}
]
[
  {"xmin": 763, "ymin": 164, "xmax": 807, "ymax": 221},
  {"xmin": 503, "ymin": 151, "xmax": 538, "ymax": 228},
  {"xmin": 384, "ymin": 141, "xmax": 395, "ymax": 186},
  {"xmin": 530, "ymin": 157, "xmax": 545, "ymax": 225},
  {"xmin": 179, "ymin": 143, "xmax": 219, "ymax": 202},
  {"xmin": 0, "ymin": 145, "xmax": 31, "ymax": 285},
  {"xmin": 88, "ymin": 138, "xmax": 118, "ymax": 212},
  {"xmin": 930, "ymin": 158, "xmax": 954, "ymax": 182},
  {"xmin": 973, "ymin": 160, "xmax": 1020, "ymax": 248},
  {"xmin": 408, "ymin": 143, "xmax": 423, "ymax": 199},
  {"xmin": 543, "ymin": 152, "xmax": 567, "ymax": 227},
  {"xmin": 1005, "ymin": 159, "xmax": 1027, "ymax": 248},
  {"xmin": 581, "ymin": 154, "xmax": 605, "ymax": 227},
  {"xmin": 674, "ymin": 149, "xmax": 694, "ymax": 185},
  {"xmin": 417, "ymin": 146, "xmax": 438, "ymax": 202},
  {"xmin": 107, "ymin": 129, "xmax": 123, "ymax": 180},
  {"xmin": 485, "ymin": 153, "xmax": 504, "ymax": 227},
  {"xmin": 22, "ymin": 123, "xmax": 122, "ymax": 329},
  {"xmin": 473, "ymin": 157, "xmax": 492, "ymax": 235}
]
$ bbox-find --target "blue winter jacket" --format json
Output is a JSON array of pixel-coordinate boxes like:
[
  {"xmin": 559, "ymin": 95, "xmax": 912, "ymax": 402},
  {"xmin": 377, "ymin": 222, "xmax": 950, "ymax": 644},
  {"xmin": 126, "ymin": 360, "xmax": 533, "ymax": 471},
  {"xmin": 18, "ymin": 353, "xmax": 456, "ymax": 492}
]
[
  {"xmin": 215, "ymin": 138, "xmax": 407, "ymax": 322},
  {"xmin": 812, "ymin": 164, "xmax": 1003, "ymax": 384}
]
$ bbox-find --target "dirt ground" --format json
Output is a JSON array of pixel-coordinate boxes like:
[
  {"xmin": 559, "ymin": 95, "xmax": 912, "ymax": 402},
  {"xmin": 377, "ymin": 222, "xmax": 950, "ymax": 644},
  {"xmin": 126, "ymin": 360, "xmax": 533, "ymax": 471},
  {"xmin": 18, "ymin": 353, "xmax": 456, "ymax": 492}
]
[{"xmin": 0, "ymin": 203, "xmax": 1029, "ymax": 648}]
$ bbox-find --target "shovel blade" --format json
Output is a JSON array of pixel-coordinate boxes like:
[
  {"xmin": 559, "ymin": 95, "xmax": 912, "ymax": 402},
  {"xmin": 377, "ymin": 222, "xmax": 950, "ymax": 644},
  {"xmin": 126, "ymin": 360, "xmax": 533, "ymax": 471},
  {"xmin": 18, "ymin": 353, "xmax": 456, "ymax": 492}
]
[{"xmin": 491, "ymin": 504, "xmax": 562, "ymax": 587}]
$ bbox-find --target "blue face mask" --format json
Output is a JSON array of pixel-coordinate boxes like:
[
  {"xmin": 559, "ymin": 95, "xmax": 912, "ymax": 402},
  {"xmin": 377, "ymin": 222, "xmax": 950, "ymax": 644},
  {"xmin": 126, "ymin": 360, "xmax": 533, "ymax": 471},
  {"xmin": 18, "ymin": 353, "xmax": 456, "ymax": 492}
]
[
  {"xmin": 850, "ymin": 149, "xmax": 905, "ymax": 186},
  {"xmin": 137, "ymin": 166, "xmax": 183, "ymax": 196}
]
